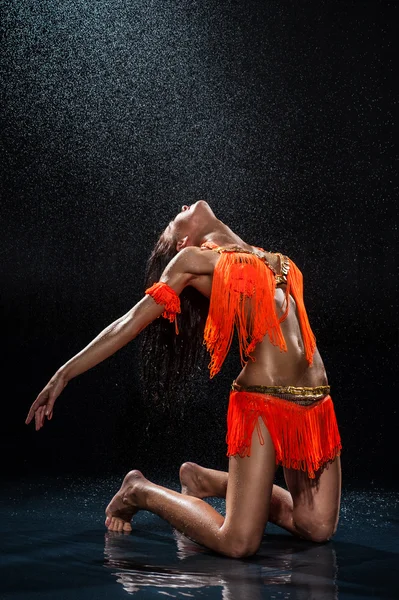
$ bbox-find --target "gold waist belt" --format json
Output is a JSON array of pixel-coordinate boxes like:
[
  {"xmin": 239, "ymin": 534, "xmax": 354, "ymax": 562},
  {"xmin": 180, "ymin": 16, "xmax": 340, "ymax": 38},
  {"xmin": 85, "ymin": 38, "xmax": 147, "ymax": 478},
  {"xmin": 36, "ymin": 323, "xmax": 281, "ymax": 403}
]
[{"xmin": 231, "ymin": 381, "xmax": 331, "ymax": 406}]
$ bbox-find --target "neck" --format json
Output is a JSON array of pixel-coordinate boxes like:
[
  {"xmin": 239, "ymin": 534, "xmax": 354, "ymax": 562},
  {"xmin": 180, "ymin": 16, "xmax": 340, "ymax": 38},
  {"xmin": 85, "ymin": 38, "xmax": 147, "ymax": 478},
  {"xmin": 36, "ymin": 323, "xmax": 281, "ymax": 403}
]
[{"xmin": 200, "ymin": 220, "xmax": 253, "ymax": 250}]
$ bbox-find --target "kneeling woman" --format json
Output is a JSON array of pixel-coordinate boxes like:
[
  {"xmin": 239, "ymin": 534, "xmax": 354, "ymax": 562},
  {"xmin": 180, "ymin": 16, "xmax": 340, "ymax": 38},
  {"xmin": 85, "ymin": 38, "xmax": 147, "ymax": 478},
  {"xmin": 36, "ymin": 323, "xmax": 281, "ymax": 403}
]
[{"xmin": 26, "ymin": 201, "xmax": 342, "ymax": 558}]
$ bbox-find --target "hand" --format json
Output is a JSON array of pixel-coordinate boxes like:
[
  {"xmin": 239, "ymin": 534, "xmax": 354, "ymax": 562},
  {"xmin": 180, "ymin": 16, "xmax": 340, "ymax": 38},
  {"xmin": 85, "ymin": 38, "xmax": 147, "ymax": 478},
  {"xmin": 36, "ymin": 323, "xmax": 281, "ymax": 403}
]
[{"xmin": 25, "ymin": 371, "xmax": 68, "ymax": 431}]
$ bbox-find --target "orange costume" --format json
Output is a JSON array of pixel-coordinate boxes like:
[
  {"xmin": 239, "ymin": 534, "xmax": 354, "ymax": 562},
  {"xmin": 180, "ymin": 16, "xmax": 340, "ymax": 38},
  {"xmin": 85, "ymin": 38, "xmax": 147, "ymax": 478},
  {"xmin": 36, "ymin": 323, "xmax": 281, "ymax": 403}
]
[{"xmin": 145, "ymin": 242, "xmax": 341, "ymax": 478}]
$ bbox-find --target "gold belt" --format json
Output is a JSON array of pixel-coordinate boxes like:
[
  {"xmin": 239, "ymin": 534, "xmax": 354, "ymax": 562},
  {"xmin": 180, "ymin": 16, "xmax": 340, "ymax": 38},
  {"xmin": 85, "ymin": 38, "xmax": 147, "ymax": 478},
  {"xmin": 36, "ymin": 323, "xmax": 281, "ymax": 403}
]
[{"xmin": 231, "ymin": 381, "xmax": 330, "ymax": 406}]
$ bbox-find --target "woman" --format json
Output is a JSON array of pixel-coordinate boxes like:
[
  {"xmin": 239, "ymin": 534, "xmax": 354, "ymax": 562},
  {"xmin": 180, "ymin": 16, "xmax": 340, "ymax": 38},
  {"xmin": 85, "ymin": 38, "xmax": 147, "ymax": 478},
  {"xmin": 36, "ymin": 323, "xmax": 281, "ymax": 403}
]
[{"xmin": 26, "ymin": 200, "xmax": 341, "ymax": 558}]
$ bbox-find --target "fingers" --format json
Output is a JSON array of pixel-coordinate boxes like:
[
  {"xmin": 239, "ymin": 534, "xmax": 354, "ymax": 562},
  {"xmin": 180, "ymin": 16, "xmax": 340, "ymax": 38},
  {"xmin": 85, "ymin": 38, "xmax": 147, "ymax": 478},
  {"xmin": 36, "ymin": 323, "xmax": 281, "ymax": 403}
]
[
  {"xmin": 26, "ymin": 392, "xmax": 46, "ymax": 425},
  {"xmin": 26, "ymin": 389, "xmax": 55, "ymax": 427},
  {"xmin": 35, "ymin": 406, "xmax": 45, "ymax": 431},
  {"xmin": 25, "ymin": 403, "xmax": 36, "ymax": 424},
  {"xmin": 45, "ymin": 399, "xmax": 55, "ymax": 418},
  {"xmin": 26, "ymin": 373, "xmax": 67, "ymax": 428},
  {"xmin": 40, "ymin": 406, "xmax": 47, "ymax": 428},
  {"xmin": 34, "ymin": 405, "xmax": 50, "ymax": 431},
  {"xmin": 34, "ymin": 406, "xmax": 40, "ymax": 431},
  {"xmin": 26, "ymin": 403, "xmax": 52, "ymax": 429}
]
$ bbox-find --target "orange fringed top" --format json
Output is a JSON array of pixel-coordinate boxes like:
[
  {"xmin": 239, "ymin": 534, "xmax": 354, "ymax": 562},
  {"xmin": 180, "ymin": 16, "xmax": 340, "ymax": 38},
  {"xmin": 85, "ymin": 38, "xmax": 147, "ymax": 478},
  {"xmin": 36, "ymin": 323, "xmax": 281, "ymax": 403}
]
[{"xmin": 201, "ymin": 242, "xmax": 316, "ymax": 378}]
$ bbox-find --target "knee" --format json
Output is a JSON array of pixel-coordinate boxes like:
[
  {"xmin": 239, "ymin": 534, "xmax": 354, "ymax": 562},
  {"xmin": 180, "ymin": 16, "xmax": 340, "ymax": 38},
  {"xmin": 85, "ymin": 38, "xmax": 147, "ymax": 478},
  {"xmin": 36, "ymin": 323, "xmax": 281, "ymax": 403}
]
[
  {"xmin": 224, "ymin": 534, "xmax": 262, "ymax": 559},
  {"xmin": 294, "ymin": 516, "xmax": 338, "ymax": 543},
  {"xmin": 307, "ymin": 523, "xmax": 337, "ymax": 543}
]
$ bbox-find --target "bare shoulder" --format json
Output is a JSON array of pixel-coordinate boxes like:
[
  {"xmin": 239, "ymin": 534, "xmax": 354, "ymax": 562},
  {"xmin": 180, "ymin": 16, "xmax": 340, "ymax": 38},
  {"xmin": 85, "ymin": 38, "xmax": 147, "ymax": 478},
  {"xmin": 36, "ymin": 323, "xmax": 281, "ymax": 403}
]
[
  {"xmin": 158, "ymin": 246, "xmax": 218, "ymax": 294},
  {"xmin": 160, "ymin": 246, "xmax": 219, "ymax": 296},
  {"xmin": 164, "ymin": 246, "xmax": 218, "ymax": 277}
]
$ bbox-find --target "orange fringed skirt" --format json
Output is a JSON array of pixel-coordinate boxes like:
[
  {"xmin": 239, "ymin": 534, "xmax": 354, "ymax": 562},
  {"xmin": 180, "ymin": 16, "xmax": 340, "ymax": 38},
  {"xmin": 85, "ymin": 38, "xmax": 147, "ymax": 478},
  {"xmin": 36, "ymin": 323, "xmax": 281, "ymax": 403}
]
[{"xmin": 226, "ymin": 386, "xmax": 342, "ymax": 479}]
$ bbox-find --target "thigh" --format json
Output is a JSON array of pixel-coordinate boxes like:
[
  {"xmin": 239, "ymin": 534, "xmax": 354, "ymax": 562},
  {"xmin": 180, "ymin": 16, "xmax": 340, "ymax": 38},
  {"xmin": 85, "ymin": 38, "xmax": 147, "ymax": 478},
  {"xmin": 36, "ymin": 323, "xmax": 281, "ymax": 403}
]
[
  {"xmin": 284, "ymin": 457, "xmax": 342, "ymax": 524},
  {"xmin": 221, "ymin": 418, "xmax": 276, "ymax": 540}
]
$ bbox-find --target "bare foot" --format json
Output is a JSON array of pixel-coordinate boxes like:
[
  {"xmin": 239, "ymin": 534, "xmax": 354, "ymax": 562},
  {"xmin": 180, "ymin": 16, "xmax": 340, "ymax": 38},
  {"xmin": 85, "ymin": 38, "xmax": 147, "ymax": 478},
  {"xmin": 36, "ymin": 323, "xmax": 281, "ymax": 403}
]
[
  {"xmin": 179, "ymin": 462, "xmax": 215, "ymax": 499},
  {"xmin": 105, "ymin": 470, "xmax": 146, "ymax": 533}
]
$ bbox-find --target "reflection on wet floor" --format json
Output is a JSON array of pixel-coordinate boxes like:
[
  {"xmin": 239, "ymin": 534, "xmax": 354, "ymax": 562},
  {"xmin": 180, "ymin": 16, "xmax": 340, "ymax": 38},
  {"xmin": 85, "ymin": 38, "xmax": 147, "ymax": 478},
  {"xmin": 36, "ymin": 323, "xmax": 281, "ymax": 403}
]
[
  {"xmin": 105, "ymin": 531, "xmax": 338, "ymax": 599},
  {"xmin": 1, "ymin": 476, "xmax": 398, "ymax": 599}
]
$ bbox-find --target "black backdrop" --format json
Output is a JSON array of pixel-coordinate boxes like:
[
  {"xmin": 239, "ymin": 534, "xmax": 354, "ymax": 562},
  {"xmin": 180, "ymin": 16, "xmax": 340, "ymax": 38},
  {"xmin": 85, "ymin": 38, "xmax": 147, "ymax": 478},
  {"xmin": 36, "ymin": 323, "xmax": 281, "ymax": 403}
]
[{"xmin": 2, "ymin": 1, "xmax": 396, "ymax": 485}]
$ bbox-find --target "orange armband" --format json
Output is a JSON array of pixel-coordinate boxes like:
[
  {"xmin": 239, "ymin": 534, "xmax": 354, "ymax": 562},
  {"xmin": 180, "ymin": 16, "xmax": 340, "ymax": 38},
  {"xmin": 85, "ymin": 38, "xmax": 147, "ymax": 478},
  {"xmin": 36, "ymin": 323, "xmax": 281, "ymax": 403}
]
[{"xmin": 145, "ymin": 282, "xmax": 181, "ymax": 333}]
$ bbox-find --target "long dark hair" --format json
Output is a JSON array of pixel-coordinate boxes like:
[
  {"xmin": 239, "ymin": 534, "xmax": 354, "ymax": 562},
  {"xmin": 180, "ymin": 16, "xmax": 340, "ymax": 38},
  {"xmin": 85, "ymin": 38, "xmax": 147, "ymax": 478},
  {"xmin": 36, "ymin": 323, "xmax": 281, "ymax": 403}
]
[{"xmin": 140, "ymin": 227, "xmax": 209, "ymax": 415}]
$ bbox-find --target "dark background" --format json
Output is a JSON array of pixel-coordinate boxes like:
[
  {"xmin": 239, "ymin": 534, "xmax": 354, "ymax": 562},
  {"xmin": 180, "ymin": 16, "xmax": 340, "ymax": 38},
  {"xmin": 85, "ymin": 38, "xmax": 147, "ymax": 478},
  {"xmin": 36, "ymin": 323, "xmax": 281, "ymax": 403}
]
[{"xmin": 1, "ymin": 1, "xmax": 396, "ymax": 485}]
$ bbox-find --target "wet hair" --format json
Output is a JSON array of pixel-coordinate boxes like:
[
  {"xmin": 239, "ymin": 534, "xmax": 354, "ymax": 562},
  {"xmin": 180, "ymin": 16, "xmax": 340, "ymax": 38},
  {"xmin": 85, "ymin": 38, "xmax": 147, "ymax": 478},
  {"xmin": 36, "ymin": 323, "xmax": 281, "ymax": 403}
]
[{"xmin": 140, "ymin": 225, "xmax": 209, "ymax": 415}]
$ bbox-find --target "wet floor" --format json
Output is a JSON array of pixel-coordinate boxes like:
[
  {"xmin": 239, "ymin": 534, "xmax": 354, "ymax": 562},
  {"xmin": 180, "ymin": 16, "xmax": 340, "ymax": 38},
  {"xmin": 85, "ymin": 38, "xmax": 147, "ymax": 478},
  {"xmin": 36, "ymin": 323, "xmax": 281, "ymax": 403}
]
[{"xmin": 1, "ymin": 476, "xmax": 398, "ymax": 600}]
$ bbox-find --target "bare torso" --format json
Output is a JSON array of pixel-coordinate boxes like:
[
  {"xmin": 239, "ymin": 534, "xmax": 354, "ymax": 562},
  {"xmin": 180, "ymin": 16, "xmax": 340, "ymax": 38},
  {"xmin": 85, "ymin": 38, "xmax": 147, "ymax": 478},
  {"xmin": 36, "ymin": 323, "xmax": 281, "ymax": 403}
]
[{"xmin": 188, "ymin": 246, "xmax": 328, "ymax": 388}]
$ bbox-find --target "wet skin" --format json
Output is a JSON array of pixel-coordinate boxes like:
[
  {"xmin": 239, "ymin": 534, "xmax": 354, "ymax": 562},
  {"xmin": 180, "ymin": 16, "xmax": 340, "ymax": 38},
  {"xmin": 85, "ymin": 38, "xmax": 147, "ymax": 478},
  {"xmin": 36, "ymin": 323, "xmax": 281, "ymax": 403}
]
[
  {"xmin": 105, "ymin": 204, "xmax": 341, "ymax": 554},
  {"xmin": 25, "ymin": 200, "xmax": 341, "ymax": 556}
]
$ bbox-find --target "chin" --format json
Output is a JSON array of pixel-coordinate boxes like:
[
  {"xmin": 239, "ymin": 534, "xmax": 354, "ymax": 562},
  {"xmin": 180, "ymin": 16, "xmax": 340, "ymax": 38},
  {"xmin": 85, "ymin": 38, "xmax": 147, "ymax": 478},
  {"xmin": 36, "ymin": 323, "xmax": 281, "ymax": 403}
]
[{"xmin": 193, "ymin": 200, "xmax": 214, "ymax": 214}]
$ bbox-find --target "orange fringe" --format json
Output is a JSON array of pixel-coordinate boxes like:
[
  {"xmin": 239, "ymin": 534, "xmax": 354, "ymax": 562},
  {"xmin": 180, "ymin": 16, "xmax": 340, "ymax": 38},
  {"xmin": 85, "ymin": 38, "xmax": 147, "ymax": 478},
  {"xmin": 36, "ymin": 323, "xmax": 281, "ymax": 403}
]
[
  {"xmin": 145, "ymin": 282, "xmax": 181, "ymax": 333},
  {"xmin": 226, "ymin": 391, "xmax": 342, "ymax": 478},
  {"xmin": 203, "ymin": 252, "xmax": 316, "ymax": 378},
  {"xmin": 288, "ymin": 261, "xmax": 316, "ymax": 365},
  {"xmin": 203, "ymin": 253, "xmax": 286, "ymax": 378}
]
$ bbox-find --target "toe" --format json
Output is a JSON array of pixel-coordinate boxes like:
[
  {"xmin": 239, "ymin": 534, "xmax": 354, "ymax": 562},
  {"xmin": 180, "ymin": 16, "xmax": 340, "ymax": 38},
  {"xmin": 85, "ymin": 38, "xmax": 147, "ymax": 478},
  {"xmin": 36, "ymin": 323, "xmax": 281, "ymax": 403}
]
[{"xmin": 123, "ymin": 521, "xmax": 132, "ymax": 533}]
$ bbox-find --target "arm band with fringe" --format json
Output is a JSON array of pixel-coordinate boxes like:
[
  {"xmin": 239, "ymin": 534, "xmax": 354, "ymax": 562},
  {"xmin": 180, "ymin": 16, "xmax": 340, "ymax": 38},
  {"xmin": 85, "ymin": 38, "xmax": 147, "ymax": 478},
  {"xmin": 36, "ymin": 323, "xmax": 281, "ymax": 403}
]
[{"xmin": 145, "ymin": 282, "xmax": 181, "ymax": 333}]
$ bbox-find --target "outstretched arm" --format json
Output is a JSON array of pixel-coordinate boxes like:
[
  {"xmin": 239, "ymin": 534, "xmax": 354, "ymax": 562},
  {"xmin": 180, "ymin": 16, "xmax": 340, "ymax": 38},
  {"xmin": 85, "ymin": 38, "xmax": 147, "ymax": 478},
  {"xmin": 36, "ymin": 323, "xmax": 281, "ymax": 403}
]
[{"xmin": 25, "ymin": 247, "xmax": 207, "ymax": 430}]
